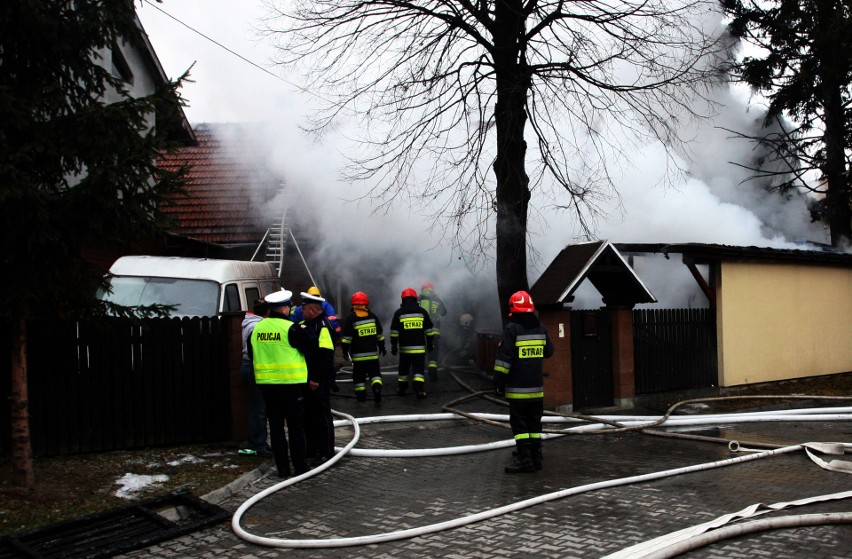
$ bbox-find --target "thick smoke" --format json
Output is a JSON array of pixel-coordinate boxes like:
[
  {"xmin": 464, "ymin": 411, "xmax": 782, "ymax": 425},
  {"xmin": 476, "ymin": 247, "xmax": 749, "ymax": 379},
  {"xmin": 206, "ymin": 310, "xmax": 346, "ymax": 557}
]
[{"xmin": 140, "ymin": 2, "xmax": 831, "ymax": 318}]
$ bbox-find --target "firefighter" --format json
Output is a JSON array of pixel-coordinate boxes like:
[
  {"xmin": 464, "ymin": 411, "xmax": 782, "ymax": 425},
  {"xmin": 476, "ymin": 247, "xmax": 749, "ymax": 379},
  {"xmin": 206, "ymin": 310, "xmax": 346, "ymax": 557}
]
[
  {"xmin": 340, "ymin": 291, "xmax": 386, "ymax": 405},
  {"xmin": 390, "ymin": 287, "xmax": 434, "ymax": 399},
  {"xmin": 419, "ymin": 281, "xmax": 447, "ymax": 381},
  {"xmin": 249, "ymin": 289, "xmax": 311, "ymax": 477},
  {"xmin": 449, "ymin": 312, "xmax": 476, "ymax": 366},
  {"xmin": 493, "ymin": 290, "xmax": 554, "ymax": 473}
]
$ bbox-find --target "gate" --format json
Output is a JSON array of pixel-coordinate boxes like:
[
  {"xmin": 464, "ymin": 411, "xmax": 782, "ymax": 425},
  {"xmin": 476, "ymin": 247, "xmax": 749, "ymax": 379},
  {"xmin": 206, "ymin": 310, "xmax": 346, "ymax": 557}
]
[
  {"xmin": 633, "ymin": 308, "xmax": 718, "ymax": 394},
  {"xmin": 570, "ymin": 310, "xmax": 613, "ymax": 409}
]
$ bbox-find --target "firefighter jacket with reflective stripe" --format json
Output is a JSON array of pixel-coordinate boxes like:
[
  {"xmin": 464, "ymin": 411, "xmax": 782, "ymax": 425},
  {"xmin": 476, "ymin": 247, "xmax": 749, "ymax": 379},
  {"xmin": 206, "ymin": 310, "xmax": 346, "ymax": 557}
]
[
  {"xmin": 250, "ymin": 317, "xmax": 308, "ymax": 384},
  {"xmin": 301, "ymin": 314, "xmax": 337, "ymax": 384},
  {"xmin": 493, "ymin": 316, "xmax": 554, "ymax": 400},
  {"xmin": 390, "ymin": 299, "xmax": 435, "ymax": 354},
  {"xmin": 418, "ymin": 292, "xmax": 447, "ymax": 333},
  {"xmin": 341, "ymin": 310, "xmax": 385, "ymax": 361}
]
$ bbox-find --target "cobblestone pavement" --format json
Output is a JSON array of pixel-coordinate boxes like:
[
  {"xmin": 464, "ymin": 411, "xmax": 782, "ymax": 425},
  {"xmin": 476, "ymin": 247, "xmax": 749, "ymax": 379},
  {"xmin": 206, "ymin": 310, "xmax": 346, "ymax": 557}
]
[{"xmin": 121, "ymin": 368, "xmax": 852, "ymax": 558}]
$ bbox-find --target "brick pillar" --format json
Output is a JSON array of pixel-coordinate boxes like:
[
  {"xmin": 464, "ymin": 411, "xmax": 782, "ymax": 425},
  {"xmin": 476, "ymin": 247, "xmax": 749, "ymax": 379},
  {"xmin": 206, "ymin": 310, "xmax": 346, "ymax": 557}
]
[
  {"xmin": 539, "ymin": 308, "xmax": 573, "ymax": 412},
  {"xmin": 224, "ymin": 312, "xmax": 249, "ymax": 443},
  {"xmin": 608, "ymin": 305, "xmax": 635, "ymax": 408}
]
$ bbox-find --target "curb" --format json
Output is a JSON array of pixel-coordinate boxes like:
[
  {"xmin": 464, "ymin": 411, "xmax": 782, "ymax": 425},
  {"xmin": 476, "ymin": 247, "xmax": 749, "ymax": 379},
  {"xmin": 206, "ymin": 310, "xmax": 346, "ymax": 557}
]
[{"xmin": 201, "ymin": 460, "xmax": 275, "ymax": 507}]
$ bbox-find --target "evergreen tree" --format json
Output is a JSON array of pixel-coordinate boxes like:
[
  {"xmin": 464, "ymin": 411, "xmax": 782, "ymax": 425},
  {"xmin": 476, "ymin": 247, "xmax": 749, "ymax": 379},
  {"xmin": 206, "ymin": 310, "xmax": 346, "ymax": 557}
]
[
  {"xmin": 721, "ymin": 0, "xmax": 852, "ymax": 247},
  {"xmin": 0, "ymin": 0, "xmax": 187, "ymax": 486}
]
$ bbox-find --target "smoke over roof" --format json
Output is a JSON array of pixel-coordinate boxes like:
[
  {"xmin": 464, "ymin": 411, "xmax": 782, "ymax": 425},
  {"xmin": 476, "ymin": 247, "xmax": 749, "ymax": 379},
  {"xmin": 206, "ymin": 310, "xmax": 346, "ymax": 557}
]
[{"xmin": 140, "ymin": 2, "xmax": 835, "ymax": 323}]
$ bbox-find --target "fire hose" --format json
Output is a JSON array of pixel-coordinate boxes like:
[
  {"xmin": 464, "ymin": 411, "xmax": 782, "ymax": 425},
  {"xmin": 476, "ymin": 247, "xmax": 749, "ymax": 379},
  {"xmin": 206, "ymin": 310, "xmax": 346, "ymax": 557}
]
[{"xmin": 231, "ymin": 405, "xmax": 852, "ymax": 550}]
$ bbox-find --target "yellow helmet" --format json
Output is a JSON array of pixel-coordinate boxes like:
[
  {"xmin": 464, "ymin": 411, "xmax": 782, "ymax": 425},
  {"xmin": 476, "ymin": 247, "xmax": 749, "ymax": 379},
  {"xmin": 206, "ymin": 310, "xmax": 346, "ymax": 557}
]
[{"xmin": 307, "ymin": 286, "xmax": 321, "ymax": 296}]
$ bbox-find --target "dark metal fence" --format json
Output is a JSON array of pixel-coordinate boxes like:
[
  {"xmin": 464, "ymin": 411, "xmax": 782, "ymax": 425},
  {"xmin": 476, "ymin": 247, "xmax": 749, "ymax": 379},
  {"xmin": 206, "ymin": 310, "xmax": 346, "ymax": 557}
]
[
  {"xmin": 633, "ymin": 308, "xmax": 718, "ymax": 394},
  {"xmin": 1, "ymin": 316, "xmax": 232, "ymax": 457}
]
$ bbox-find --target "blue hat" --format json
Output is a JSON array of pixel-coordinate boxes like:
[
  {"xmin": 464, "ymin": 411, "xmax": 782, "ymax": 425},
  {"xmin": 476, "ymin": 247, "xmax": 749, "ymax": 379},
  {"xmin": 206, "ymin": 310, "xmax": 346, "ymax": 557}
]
[{"xmin": 265, "ymin": 289, "xmax": 293, "ymax": 307}]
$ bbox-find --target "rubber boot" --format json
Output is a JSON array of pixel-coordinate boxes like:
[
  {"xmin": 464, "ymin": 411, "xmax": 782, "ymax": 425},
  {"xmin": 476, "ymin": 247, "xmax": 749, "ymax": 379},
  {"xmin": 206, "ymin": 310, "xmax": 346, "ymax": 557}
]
[
  {"xmin": 531, "ymin": 441, "xmax": 543, "ymax": 471},
  {"xmin": 356, "ymin": 391, "xmax": 367, "ymax": 402},
  {"xmin": 373, "ymin": 386, "xmax": 382, "ymax": 406},
  {"xmin": 414, "ymin": 382, "xmax": 427, "ymax": 399},
  {"xmin": 505, "ymin": 442, "xmax": 535, "ymax": 473}
]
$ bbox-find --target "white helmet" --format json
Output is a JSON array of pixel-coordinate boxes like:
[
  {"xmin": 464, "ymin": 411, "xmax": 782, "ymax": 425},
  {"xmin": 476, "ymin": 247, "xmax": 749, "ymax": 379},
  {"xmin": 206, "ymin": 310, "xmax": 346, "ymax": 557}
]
[{"xmin": 459, "ymin": 313, "xmax": 473, "ymax": 327}]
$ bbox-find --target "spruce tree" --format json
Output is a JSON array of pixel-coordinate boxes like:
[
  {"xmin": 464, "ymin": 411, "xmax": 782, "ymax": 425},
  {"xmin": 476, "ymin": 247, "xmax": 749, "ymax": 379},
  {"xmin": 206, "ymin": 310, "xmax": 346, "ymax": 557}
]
[{"xmin": 0, "ymin": 0, "xmax": 187, "ymax": 486}]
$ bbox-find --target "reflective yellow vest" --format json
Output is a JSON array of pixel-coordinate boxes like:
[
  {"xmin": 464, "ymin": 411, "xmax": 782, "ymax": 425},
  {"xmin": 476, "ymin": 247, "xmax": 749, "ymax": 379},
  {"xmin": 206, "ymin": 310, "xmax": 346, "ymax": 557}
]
[{"xmin": 251, "ymin": 318, "xmax": 308, "ymax": 384}]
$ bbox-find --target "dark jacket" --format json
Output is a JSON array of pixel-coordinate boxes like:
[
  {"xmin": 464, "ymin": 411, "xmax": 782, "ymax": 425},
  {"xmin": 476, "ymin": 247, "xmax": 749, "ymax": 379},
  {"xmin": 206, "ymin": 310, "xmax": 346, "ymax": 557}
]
[
  {"xmin": 390, "ymin": 297, "xmax": 435, "ymax": 354},
  {"xmin": 493, "ymin": 313, "xmax": 554, "ymax": 399},
  {"xmin": 301, "ymin": 313, "xmax": 337, "ymax": 385},
  {"xmin": 341, "ymin": 309, "xmax": 385, "ymax": 361}
]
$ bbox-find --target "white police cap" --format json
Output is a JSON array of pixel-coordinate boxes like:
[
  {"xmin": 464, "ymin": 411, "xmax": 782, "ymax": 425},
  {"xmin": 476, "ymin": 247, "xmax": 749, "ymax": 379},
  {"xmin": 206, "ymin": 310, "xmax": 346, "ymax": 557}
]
[
  {"xmin": 265, "ymin": 289, "xmax": 293, "ymax": 307},
  {"xmin": 300, "ymin": 292, "xmax": 325, "ymax": 305}
]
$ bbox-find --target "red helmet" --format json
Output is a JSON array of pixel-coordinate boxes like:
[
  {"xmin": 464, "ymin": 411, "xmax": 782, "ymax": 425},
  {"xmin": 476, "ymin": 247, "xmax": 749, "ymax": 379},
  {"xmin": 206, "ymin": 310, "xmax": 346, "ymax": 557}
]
[
  {"xmin": 421, "ymin": 281, "xmax": 434, "ymax": 291},
  {"xmin": 351, "ymin": 291, "xmax": 369, "ymax": 306},
  {"xmin": 401, "ymin": 287, "xmax": 418, "ymax": 299},
  {"xmin": 508, "ymin": 290, "xmax": 535, "ymax": 314}
]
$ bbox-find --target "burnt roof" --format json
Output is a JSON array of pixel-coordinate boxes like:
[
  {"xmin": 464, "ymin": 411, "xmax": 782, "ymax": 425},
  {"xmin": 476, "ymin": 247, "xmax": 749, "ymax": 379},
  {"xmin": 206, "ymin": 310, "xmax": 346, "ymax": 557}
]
[
  {"xmin": 531, "ymin": 241, "xmax": 656, "ymax": 307},
  {"xmin": 157, "ymin": 123, "xmax": 285, "ymax": 246}
]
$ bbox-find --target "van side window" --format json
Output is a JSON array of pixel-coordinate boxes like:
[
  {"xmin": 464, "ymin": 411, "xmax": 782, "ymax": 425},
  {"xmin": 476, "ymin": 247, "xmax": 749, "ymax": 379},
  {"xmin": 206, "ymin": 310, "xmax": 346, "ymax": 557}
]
[
  {"xmin": 245, "ymin": 287, "xmax": 260, "ymax": 307},
  {"xmin": 224, "ymin": 283, "xmax": 240, "ymax": 312},
  {"xmin": 261, "ymin": 280, "xmax": 281, "ymax": 297}
]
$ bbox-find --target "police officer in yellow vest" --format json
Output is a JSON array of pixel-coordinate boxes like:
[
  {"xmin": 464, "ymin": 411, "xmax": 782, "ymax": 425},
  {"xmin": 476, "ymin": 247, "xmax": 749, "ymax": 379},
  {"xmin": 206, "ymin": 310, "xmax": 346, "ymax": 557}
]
[{"xmin": 250, "ymin": 288, "xmax": 312, "ymax": 477}]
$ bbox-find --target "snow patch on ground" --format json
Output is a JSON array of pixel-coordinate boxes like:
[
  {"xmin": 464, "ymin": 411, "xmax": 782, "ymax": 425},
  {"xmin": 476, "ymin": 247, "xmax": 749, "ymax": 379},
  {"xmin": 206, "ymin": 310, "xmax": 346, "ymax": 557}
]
[
  {"xmin": 166, "ymin": 454, "xmax": 205, "ymax": 467},
  {"xmin": 114, "ymin": 473, "xmax": 169, "ymax": 500}
]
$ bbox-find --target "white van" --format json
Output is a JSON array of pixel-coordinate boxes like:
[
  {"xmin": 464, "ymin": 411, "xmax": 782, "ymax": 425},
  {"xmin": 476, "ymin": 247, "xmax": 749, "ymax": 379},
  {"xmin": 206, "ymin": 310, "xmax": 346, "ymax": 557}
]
[{"xmin": 100, "ymin": 256, "xmax": 281, "ymax": 317}]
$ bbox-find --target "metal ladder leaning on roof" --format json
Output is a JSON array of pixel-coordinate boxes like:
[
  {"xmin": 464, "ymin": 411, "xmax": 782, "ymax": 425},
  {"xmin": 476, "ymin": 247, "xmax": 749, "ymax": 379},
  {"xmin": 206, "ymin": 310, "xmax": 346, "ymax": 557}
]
[{"xmin": 251, "ymin": 185, "xmax": 317, "ymax": 285}]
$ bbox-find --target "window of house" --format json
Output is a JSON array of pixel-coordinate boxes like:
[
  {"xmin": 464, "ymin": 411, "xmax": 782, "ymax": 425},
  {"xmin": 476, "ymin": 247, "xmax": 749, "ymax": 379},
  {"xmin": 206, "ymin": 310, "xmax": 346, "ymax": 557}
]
[{"xmin": 111, "ymin": 44, "xmax": 134, "ymax": 84}]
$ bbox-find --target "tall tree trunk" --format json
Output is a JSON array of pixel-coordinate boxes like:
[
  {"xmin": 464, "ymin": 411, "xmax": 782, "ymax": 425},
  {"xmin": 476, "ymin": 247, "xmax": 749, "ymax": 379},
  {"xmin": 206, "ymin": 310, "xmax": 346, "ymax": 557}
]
[
  {"xmin": 816, "ymin": 2, "xmax": 852, "ymax": 247},
  {"xmin": 10, "ymin": 310, "xmax": 34, "ymax": 487},
  {"xmin": 492, "ymin": 0, "xmax": 531, "ymax": 320},
  {"xmin": 821, "ymin": 85, "xmax": 851, "ymax": 247}
]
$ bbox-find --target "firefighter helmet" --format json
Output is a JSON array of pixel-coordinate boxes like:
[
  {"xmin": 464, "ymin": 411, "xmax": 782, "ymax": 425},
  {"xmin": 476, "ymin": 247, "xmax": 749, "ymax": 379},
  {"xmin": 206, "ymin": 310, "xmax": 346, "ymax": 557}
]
[
  {"xmin": 459, "ymin": 313, "xmax": 473, "ymax": 327},
  {"xmin": 351, "ymin": 291, "xmax": 369, "ymax": 306},
  {"xmin": 401, "ymin": 287, "xmax": 417, "ymax": 299},
  {"xmin": 508, "ymin": 291, "xmax": 535, "ymax": 314},
  {"xmin": 421, "ymin": 281, "xmax": 434, "ymax": 292},
  {"xmin": 307, "ymin": 286, "xmax": 321, "ymax": 296}
]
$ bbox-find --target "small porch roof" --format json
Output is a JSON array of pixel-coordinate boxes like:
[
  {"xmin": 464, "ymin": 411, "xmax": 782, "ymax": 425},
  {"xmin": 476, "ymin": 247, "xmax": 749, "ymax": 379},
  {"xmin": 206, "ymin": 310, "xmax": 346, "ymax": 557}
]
[{"xmin": 531, "ymin": 241, "xmax": 656, "ymax": 307}]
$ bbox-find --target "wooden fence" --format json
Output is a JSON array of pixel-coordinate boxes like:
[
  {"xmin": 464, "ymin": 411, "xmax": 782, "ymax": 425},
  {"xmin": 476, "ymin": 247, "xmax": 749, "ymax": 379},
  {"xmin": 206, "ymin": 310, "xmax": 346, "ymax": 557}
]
[
  {"xmin": 1, "ymin": 316, "xmax": 232, "ymax": 457},
  {"xmin": 633, "ymin": 308, "xmax": 718, "ymax": 394}
]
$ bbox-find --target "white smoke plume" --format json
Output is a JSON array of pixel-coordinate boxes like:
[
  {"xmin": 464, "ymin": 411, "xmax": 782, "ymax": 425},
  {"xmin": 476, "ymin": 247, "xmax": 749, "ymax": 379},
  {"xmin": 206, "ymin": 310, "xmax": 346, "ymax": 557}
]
[{"xmin": 140, "ymin": 2, "xmax": 830, "ymax": 321}]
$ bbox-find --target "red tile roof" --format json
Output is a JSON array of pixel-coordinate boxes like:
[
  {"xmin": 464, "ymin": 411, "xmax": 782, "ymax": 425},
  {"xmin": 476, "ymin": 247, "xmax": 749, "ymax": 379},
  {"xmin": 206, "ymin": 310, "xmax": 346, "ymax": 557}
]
[{"xmin": 157, "ymin": 123, "xmax": 284, "ymax": 245}]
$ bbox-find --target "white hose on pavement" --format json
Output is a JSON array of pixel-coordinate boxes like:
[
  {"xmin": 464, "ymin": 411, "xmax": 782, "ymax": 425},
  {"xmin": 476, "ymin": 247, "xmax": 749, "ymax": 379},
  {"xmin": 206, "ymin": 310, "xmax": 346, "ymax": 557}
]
[
  {"xmin": 602, "ymin": 489, "xmax": 852, "ymax": 559},
  {"xmin": 231, "ymin": 405, "xmax": 852, "ymax": 549}
]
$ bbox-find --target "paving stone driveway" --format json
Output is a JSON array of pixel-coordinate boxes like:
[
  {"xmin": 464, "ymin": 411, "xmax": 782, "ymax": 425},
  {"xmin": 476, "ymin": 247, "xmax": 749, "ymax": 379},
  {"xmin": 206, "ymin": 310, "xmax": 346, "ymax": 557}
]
[{"xmin": 122, "ymin": 369, "xmax": 852, "ymax": 558}]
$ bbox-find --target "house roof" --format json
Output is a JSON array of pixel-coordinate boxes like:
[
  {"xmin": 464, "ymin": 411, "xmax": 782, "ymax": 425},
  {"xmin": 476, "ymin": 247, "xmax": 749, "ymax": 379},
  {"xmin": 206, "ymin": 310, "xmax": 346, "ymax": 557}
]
[
  {"xmin": 531, "ymin": 241, "xmax": 657, "ymax": 307},
  {"xmin": 157, "ymin": 123, "xmax": 285, "ymax": 246},
  {"xmin": 614, "ymin": 242, "xmax": 852, "ymax": 267}
]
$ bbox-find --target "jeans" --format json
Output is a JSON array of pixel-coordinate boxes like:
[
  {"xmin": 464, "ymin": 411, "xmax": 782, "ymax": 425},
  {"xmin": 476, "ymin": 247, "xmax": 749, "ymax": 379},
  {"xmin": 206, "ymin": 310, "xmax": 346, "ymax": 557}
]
[{"xmin": 241, "ymin": 359, "xmax": 269, "ymax": 451}]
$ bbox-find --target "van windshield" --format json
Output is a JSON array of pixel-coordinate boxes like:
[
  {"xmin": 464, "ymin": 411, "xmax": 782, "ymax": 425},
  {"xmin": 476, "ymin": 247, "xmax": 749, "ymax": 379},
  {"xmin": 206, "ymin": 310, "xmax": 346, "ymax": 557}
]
[{"xmin": 100, "ymin": 276, "xmax": 220, "ymax": 317}]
